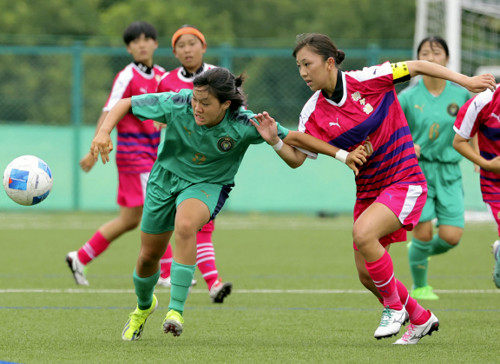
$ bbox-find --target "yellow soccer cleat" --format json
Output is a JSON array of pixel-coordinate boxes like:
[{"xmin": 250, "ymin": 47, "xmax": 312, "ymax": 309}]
[
  {"xmin": 163, "ymin": 309, "xmax": 184, "ymax": 337},
  {"xmin": 122, "ymin": 295, "xmax": 158, "ymax": 341}
]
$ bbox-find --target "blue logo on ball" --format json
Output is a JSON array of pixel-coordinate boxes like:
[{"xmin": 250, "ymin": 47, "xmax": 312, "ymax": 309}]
[{"xmin": 8, "ymin": 169, "xmax": 29, "ymax": 191}]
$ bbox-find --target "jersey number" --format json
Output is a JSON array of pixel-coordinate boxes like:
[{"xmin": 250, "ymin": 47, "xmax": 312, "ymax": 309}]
[
  {"xmin": 429, "ymin": 123, "xmax": 440, "ymax": 141},
  {"xmin": 192, "ymin": 153, "xmax": 207, "ymax": 165},
  {"xmin": 364, "ymin": 137, "xmax": 374, "ymax": 156}
]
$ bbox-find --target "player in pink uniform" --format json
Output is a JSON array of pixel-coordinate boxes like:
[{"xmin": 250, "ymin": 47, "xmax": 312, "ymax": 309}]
[
  {"xmin": 453, "ymin": 85, "xmax": 500, "ymax": 289},
  {"xmin": 154, "ymin": 25, "xmax": 231, "ymax": 303},
  {"xmin": 66, "ymin": 21, "xmax": 165, "ymax": 285},
  {"xmin": 257, "ymin": 33, "xmax": 495, "ymax": 344}
]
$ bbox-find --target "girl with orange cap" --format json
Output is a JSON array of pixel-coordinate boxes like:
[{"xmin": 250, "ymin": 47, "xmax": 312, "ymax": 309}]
[{"xmin": 156, "ymin": 25, "xmax": 231, "ymax": 304}]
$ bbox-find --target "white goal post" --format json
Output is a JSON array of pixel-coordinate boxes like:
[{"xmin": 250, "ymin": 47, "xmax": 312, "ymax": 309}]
[{"xmin": 415, "ymin": 0, "xmax": 500, "ymax": 77}]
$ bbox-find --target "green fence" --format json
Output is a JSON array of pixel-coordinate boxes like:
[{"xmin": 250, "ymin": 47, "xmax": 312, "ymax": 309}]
[
  {"xmin": 0, "ymin": 125, "xmax": 485, "ymax": 213},
  {"xmin": 0, "ymin": 43, "xmax": 486, "ymax": 213}
]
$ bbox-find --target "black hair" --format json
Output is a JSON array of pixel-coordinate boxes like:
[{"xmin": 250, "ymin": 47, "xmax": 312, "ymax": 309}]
[
  {"xmin": 292, "ymin": 33, "xmax": 345, "ymax": 66},
  {"xmin": 416, "ymin": 36, "xmax": 450, "ymax": 58},
  {"xmin": 123, "ymin": 21, "xmax": 157, "ymax": 45},
  {"xmin": 178, "ymin": 24, "xmax": 199, "ymax": 31},
  {"xmin": 193, "ymin": 68, "xmax": 246, "ymax": 112}
]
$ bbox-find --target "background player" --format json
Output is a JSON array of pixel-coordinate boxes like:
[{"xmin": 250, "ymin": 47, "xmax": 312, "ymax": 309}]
[
  {"xmin": 453, "ymin": 85, "xmax": 500, "ymax": 289},
  {"xmin": 156, "ymin": 25, "xmax": 231, "ymax": 304},
  {"xmin": 398, "ymin": 36, "xmax": 471, "ymax": 300},
  {"xmin": 66, "ymin": 21, "xmax": 165, "ymax": 285}
]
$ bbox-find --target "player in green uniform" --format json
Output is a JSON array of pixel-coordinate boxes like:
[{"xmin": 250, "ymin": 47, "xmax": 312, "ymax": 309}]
[
  {"xmin": 398, "ymin": 36, "xmax": 471, "ymax": 300},
  {"xmin": 90, "ymin": 67, "xmax": 367, "ymax": 340}
]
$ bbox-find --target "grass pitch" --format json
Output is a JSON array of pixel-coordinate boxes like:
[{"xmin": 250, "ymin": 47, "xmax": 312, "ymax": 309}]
[{"xmin": 0, "ymin": 212, "xmax": 498, "ymax": 363}]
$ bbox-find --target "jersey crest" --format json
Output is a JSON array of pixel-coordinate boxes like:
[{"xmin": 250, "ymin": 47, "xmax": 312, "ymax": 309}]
[{"xmin": 217, "ymin": 136, "xmax": 235, "ymax": 152}]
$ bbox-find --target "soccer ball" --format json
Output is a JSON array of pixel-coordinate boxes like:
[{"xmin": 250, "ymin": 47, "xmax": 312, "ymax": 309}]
[{"xmin": 3, "ymin": 155, "xmax": 53, "ymax": 206}]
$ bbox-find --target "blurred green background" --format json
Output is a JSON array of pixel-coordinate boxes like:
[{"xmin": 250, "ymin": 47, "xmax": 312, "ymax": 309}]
[{"xmin": 0, "ymin": 0, "xmax": 490, "ymax": 213}]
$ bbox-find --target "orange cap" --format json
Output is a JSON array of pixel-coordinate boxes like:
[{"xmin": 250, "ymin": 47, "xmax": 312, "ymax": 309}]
[{"xmin": 171, "ymin": 27, "xmax": 206, "ymax": 48}]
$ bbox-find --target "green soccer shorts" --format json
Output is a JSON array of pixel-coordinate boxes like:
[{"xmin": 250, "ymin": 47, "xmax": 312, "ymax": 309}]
[
  {"xmin": 418, "ymin": 160, "xmax": 464, "ymax": 228},
  {"xmin": 141, "ymin": 163, "xmax": 232, "ymax": 234}
]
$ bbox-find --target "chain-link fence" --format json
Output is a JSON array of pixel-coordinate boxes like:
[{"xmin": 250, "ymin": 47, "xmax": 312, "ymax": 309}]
[{"xmin": 0, "ymin": 44, "xmax": 412, "ymax": 128}]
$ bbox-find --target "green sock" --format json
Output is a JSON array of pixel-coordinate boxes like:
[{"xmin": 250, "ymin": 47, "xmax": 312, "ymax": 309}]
[
  {"xmin": 409, "ymin": 237, "xmax": 431, "ymax": 288},
  {"xmin": 133, "ymin": 269, "xmax": 160, "ymax": 310},
  {"xmin": 169, "ymin": 260, "xmax": 196, "ymax": 315},
  {"xmin": 429, "ymin": 234, "xmax": 457, "ymax": 256}
]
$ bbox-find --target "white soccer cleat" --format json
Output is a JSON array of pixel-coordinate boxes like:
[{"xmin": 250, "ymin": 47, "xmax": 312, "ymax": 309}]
[
  {"xmin": 209, "ymin": 279, "xmax": 232, "ymax": 303},
  {"xmin": 492, "ymin": 240, "xmax": 500, "ymax": 288},
  {"xmin": 374, "ymin": 306, "xmax": 407, "ymax": 339},
  {"xmin": 157, "ymin": 276, "xmax": 171, "ymax": 287},
  {"xmin": 403, "ymin": 309, "xmax": 410, "ymax": 325},
  {"xmin": 393, "ymin": 311, "xmax": 439, "ymax": 345},
  {"xmin": 157, "ymin": 276, "xmax": 197, "ymax": 288},
  {"xmin": 65, "ymin": 251, "xmax": 89, "ymax": 286}
]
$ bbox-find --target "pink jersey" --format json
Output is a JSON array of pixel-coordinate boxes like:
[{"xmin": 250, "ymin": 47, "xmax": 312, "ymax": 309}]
[
  {"xmin": 103, "ymin": 62, "xmax": 166, "ymax": 173},
  {"xmin": 298, "ymin": 61, "xmax": 424, "ymax": 201},
  {"xmin": 454, "ymin": 85, "xmax": 500, "ymax": 203},
  {"xmin": 157, "ymin": 63, "xmax": 216, "ymax": 92}
]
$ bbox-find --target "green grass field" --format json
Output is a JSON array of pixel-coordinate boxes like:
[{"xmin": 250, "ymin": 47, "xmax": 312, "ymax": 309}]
[{"xmin": 0, "ymin": 211, "xmax": 499, "ymax": 364}]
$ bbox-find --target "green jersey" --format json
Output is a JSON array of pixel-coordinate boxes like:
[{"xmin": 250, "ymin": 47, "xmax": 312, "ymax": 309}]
[
  {"xmin": 131, "ymin": 89, "xmax": 289, "ymax": 185},
  {"xmin": 398, "ymin": 79, "xmax": 470, "ymax": 163}
]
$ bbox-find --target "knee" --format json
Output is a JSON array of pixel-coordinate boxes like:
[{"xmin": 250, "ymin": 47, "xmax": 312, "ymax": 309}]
[
  {"xmin": 122, "ymin": 216, "xmax": 141, "ymax": 232},
  {"xmin": 443, "ymin": 232, "xmax": 462, "ymax": 246},
  {"xmin": 415, "ymin": 231, "xmax": 433, "ymax": 242},
  {"xmin": 175, "ymin": 218, "xmax": 198, "ymax": 240},
  {"xmin": 445, "ymin": 237, "xmax": 461, "ymax": 246},
  {"xmin": 439, "ymin": 229, "xmax": 463, "ymax": 246},
  {"xmin": 138, "ymin": 251, "xmax": 160, "ymax": 269},
  {"xmin": 352, "ymin": 223, "xmax": 372, "ymax": 251}
]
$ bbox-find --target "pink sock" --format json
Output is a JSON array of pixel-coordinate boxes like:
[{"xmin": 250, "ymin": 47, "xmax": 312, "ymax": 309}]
[
  {"xmin": 77, "ymin": 231, "xmax": 110, "ymax": 265},
  {"xmin": 160, "ymin": 243, "xmax": 173, "ymax": 279},
  {"xmin": 365, "ymin": 251, "xmax": 403, "ymax": 310},
  {"xmin": 395, "ymin": 279, "xmax": 429, "ymax": 324},
  {"xmin": 197, "ymin": 221, "xmax": 218, "ymax": 289}
]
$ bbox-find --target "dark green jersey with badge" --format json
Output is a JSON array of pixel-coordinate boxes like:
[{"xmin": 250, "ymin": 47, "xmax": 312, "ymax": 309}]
[
  {"xmin": 131, "ymin": 89, "xmax": 289, "ymax": 185},
  {"xmin": 398, "ymin": 79, "xmax": 470, "ymax": 163}
]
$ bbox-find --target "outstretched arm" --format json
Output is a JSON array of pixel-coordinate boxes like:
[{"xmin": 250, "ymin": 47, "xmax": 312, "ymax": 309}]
[
  {"xmin": 80, "ymin": 110, "xmax": 109, "ymax": 172},
  {"xmin": 90, "ymin": 98, "xmax": 132, "ymax": 164},
  {"xmin": 251, "ymin": 112, "xmax": 308, "ymax": 168},
  {"xmin": 252, "ymin": 112, "xmax": 367, "ymax": 174},
  {"xmin": 453, "ymin": 133, "xmax": 500, "ymax": 174},
  {"xmin": 406, "ymin": 60, "xmax": 496, "ymax": 93}
]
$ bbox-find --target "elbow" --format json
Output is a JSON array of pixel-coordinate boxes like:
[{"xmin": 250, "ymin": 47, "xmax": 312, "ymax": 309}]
[{"xmin": 287, "ymin": 159, "xmax": 304, "ymax": 169}]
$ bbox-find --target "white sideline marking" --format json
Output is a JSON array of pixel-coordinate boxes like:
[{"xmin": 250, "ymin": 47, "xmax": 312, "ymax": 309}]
[{"xmin": 0, "ymin": 288, "xmax": 499, "ymax": 294}]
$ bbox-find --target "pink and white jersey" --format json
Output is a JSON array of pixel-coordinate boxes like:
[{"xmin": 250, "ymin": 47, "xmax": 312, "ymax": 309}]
[
  {"xmin": 454, "ymin": 85, "xmax": 500, "ymax": 203},
  {"xmin": 157, "ymin": 63, "xmax": 216, "ymax": 92},
  {"xmin": 298, "ymin": 61, "xmax": 424, "ymax": 201},
  {"xmin": 104, "ymin": 62, "xmax": 166, "ymax": 174}
]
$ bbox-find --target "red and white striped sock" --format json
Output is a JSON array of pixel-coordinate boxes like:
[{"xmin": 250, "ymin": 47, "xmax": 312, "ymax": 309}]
[
  {"xmin": 396, "ymin": 279, "xmax": 430, "ymax": 324},
  {"xmin": 77, "ymin": 230, "xmax": 110, "ymax": 265},
  {"xmin": 365, "ymin": 250, "xmax": 403, "ymax": 310},
  {"xmin": 160, "ymin": 243, "xmax": 173, "ymax": 279},
  {"xmin": 196, "ymin": 221, "xmax": 218, "ymax": 290}
]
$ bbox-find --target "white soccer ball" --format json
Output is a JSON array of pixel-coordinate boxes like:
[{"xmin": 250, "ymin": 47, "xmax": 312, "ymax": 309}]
[{"xmin": 3, "ymin": 155, "xmax": 53, "ymax": 206}]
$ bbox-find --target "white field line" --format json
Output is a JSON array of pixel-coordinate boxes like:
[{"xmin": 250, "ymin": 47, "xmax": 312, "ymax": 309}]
[
  {"xmin": 0, "ymin": 211, "xmax": 495, "ymax": 230},
  {"xmin": 0, "ymin": 288, "xmax": 499, "ymax": 294}
]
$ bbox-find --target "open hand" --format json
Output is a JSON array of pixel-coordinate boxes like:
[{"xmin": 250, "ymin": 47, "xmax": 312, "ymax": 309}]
[
  {"xmin": 79, "ymin": 152, "xmax": 96, "ymax": 172},
  {"xmin": 465, "ymin": 73, "xmax": 497, "ymax": 93},
  {"xmin": 346, "ymin": 145, "xmax": 367, "ymax": 176},
  {"xmin": 90, "ymin": 132, "xmax": 113, "ymax": 164},
  {"xmin": 250, "ymin": 111, "xmax": 279, "ymax": 144}
]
